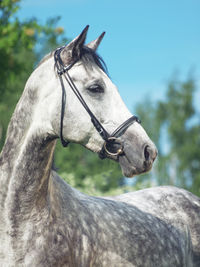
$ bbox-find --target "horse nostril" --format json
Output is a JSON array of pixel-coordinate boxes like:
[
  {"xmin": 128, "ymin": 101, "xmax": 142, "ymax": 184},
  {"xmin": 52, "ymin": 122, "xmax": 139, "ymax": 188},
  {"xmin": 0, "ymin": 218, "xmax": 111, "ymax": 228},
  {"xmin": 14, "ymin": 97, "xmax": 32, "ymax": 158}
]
[{"xmin": 144, "ymin": 145, "xmax": 150, "ymax": 161}]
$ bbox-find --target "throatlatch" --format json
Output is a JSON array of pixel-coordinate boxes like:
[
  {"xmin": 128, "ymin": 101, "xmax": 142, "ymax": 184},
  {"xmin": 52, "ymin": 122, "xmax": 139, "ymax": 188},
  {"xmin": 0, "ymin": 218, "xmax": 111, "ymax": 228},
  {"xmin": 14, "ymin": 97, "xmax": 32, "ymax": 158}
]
[{"xmin": 54, "ymin": 46, "xmax": 141, "ymax": 159}]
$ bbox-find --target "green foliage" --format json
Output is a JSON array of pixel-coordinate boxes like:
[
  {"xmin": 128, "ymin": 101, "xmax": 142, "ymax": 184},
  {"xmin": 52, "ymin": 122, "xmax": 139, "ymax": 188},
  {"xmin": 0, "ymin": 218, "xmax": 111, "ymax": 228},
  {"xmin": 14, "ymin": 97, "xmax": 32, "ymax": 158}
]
[
  {"xmin": 54, "ymin": 142, "xmax": 123, "ymax": 194},
  {"xmin": 0, "ymin": 0, "xmax": 67, "ymax": 151},
  {"xmin": 0, "ymin": 0, "xmax": 124, "ymax": 196},
  {"xmin": 1, "ymin": 0, "xmax": 199, "ymax": 197},
  {"xmin": 135, "ymin": 76, "xmax": 200, "ymax": 196},
  {"xmin": 35, "ymin": 17, "xmax": 68, "ymax": 61}
]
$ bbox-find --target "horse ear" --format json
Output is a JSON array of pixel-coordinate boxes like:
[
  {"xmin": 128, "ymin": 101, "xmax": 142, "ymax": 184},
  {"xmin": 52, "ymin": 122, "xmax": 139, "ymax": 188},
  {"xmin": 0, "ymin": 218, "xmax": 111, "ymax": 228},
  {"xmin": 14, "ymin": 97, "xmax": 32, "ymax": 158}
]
[
  {"xmin": 86, "ymin": 32, "xmax": 105, "ymax": 51},
  {"xmin": 61, "ymin": 25, "xmax": 89, "ymax": 64}
]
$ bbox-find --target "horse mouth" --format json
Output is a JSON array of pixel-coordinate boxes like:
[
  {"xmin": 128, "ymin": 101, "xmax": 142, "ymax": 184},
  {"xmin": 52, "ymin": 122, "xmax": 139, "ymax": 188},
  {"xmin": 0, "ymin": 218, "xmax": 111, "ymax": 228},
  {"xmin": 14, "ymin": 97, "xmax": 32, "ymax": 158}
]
[
  {"xmin": 98, "ymin": 147, "xmax": 153, "ymax": 178},
  {"xmin": 118, "ymin": 154, "xmax": 139, "ymax": 177},
  {"xmin": 118, "ymin": 153, "xmax": 153, "ymax": 178},
  {"xmin": 98, "ymin": 136, "xmax": 156, "ymax": 177}
]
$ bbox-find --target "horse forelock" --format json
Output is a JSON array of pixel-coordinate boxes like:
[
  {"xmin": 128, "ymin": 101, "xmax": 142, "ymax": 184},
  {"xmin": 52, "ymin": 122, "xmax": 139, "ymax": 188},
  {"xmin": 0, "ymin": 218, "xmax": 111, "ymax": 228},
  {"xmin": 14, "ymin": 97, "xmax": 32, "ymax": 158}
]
[{"xmin": 80, "ymin": 46, "xmax": 108, "ymax": 74}]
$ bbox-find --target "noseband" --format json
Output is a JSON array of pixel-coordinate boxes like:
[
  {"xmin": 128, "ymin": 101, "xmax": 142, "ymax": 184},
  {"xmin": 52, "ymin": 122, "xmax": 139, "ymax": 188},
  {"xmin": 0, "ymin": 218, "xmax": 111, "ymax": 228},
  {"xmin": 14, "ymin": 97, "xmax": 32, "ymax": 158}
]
[{"xmin": 54, "ymin": 47, "xmax": 141, "ymax": 159}]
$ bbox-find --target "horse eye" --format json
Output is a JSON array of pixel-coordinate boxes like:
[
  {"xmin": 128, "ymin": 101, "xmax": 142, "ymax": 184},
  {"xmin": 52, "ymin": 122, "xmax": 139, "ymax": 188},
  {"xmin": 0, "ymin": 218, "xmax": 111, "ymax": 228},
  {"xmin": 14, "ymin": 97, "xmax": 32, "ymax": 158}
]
[{"xmin": 87, "ymin": 84, "xmax": 104, "ymax": 94}]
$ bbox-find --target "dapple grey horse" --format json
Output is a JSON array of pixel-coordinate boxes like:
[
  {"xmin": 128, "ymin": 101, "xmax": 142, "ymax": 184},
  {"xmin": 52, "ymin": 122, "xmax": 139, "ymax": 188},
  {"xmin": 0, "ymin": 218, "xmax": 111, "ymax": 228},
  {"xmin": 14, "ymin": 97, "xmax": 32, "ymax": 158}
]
[{"xmin": 0, "ymin": 26, "xmax": 199, "ymax": 266}]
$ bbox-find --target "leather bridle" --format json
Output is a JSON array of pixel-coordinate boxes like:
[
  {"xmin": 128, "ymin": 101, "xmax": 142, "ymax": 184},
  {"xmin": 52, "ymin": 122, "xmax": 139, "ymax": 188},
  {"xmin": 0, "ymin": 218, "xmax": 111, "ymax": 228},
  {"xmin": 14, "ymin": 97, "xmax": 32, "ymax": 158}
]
[{"xmin": 54, "ymin": 47, "xmax": 141, "ymax": 159}]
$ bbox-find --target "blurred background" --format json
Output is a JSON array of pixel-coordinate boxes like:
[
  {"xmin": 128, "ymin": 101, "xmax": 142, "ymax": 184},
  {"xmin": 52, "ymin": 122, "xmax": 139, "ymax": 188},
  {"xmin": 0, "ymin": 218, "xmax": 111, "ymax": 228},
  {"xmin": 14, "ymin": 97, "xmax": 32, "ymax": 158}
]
[{"xmin": 0, "ymin": 0, "xmax": 200, "ymax": 196}]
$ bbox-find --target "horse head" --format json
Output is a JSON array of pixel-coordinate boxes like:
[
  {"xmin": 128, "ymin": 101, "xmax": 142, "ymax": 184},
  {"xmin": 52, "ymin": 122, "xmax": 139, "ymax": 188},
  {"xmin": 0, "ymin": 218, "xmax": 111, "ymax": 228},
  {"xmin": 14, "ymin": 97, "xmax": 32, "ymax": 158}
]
[{"xmin": 33, "ymin": 26, "xmax": 157, "ymax": 177}]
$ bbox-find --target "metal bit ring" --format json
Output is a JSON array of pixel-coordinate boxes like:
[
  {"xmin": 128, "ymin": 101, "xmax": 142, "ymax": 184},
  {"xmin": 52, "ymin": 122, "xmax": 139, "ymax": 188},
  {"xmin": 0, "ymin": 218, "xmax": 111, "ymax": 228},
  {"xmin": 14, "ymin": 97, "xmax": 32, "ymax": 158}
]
[{"xmin": 103, "ymin": 137, "xmax": 124, "ymax": 156}]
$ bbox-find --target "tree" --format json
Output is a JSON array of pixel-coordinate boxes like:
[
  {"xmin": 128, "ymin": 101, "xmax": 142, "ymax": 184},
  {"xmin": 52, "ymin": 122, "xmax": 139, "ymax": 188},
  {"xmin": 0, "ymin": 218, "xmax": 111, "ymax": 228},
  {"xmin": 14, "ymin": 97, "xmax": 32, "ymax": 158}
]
[
  {"xmin": 2, "ymin": 2, "xmax": 199, "ymax": 196},
  {"xmin": 134, "ymin": 75, "xmax": 200, "ymax": 197},
  {"xmin": 0, "ymin": 0, "xmax": 67, "ymax": 150},
  {"xmin": 0, "ymin": 0, "xmax": 124, "ymax": 196},
  {"xmin": 54, "ymin": 142, "xmax": 123, "ymax": 195}
]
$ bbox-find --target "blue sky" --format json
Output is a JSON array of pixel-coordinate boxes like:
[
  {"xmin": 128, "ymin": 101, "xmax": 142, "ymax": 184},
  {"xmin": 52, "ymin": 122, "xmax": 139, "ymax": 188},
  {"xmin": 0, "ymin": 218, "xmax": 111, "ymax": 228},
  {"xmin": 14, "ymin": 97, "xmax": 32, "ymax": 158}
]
[{"xmin": 18, "ymin": 0, "xmax": 200, "ymax": 111}]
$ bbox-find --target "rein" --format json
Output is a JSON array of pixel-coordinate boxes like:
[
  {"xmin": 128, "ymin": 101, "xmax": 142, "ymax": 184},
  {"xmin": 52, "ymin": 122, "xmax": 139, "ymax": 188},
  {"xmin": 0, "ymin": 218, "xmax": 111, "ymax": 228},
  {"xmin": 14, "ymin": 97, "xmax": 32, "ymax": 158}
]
[{"xmin": 54, "ymin": 47, "xmax": 141, "ymax": 159}]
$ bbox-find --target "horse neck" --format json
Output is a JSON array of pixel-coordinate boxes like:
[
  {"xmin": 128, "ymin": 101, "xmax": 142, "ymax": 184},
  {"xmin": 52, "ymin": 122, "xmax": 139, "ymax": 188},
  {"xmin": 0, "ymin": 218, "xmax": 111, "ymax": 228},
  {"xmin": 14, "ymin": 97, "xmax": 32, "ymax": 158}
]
[{"xmin": 0, "ymin": 84, "xmax": 56, "ymax": 211}]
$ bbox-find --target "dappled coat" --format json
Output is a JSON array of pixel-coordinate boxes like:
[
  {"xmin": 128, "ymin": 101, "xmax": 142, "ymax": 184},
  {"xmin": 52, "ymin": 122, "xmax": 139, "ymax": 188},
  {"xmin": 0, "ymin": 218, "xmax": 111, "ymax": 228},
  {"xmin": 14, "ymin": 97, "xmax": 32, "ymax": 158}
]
[{"xmin": 0, "ymin": 26, "xmax": 200, "ymax": 266}]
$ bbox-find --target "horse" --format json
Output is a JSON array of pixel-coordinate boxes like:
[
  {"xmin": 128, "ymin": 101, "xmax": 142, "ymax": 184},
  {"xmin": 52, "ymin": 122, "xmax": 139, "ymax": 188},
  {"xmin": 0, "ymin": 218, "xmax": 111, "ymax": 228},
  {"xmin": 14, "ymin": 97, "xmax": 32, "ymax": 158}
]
[{"xmin": 0, "ymin": 25, "xmax": 199, "ymax": 266}]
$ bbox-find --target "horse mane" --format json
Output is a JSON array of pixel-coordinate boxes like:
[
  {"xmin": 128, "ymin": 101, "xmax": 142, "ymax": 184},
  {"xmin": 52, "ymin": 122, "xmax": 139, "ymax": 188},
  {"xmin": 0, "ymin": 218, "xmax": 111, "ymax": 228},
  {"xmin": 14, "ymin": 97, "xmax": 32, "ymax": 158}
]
[{"xmin": 37, "ymin": 46, "xmax": 108, "ymax": 75}]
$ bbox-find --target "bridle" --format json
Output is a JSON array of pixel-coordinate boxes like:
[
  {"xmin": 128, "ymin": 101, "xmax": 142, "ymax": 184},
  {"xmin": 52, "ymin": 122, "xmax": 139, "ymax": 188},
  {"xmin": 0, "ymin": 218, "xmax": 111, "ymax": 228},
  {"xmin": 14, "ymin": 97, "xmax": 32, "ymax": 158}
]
[{"xmin": 54, "ymin": 47, "xmax": 141, "ymax": 159}]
